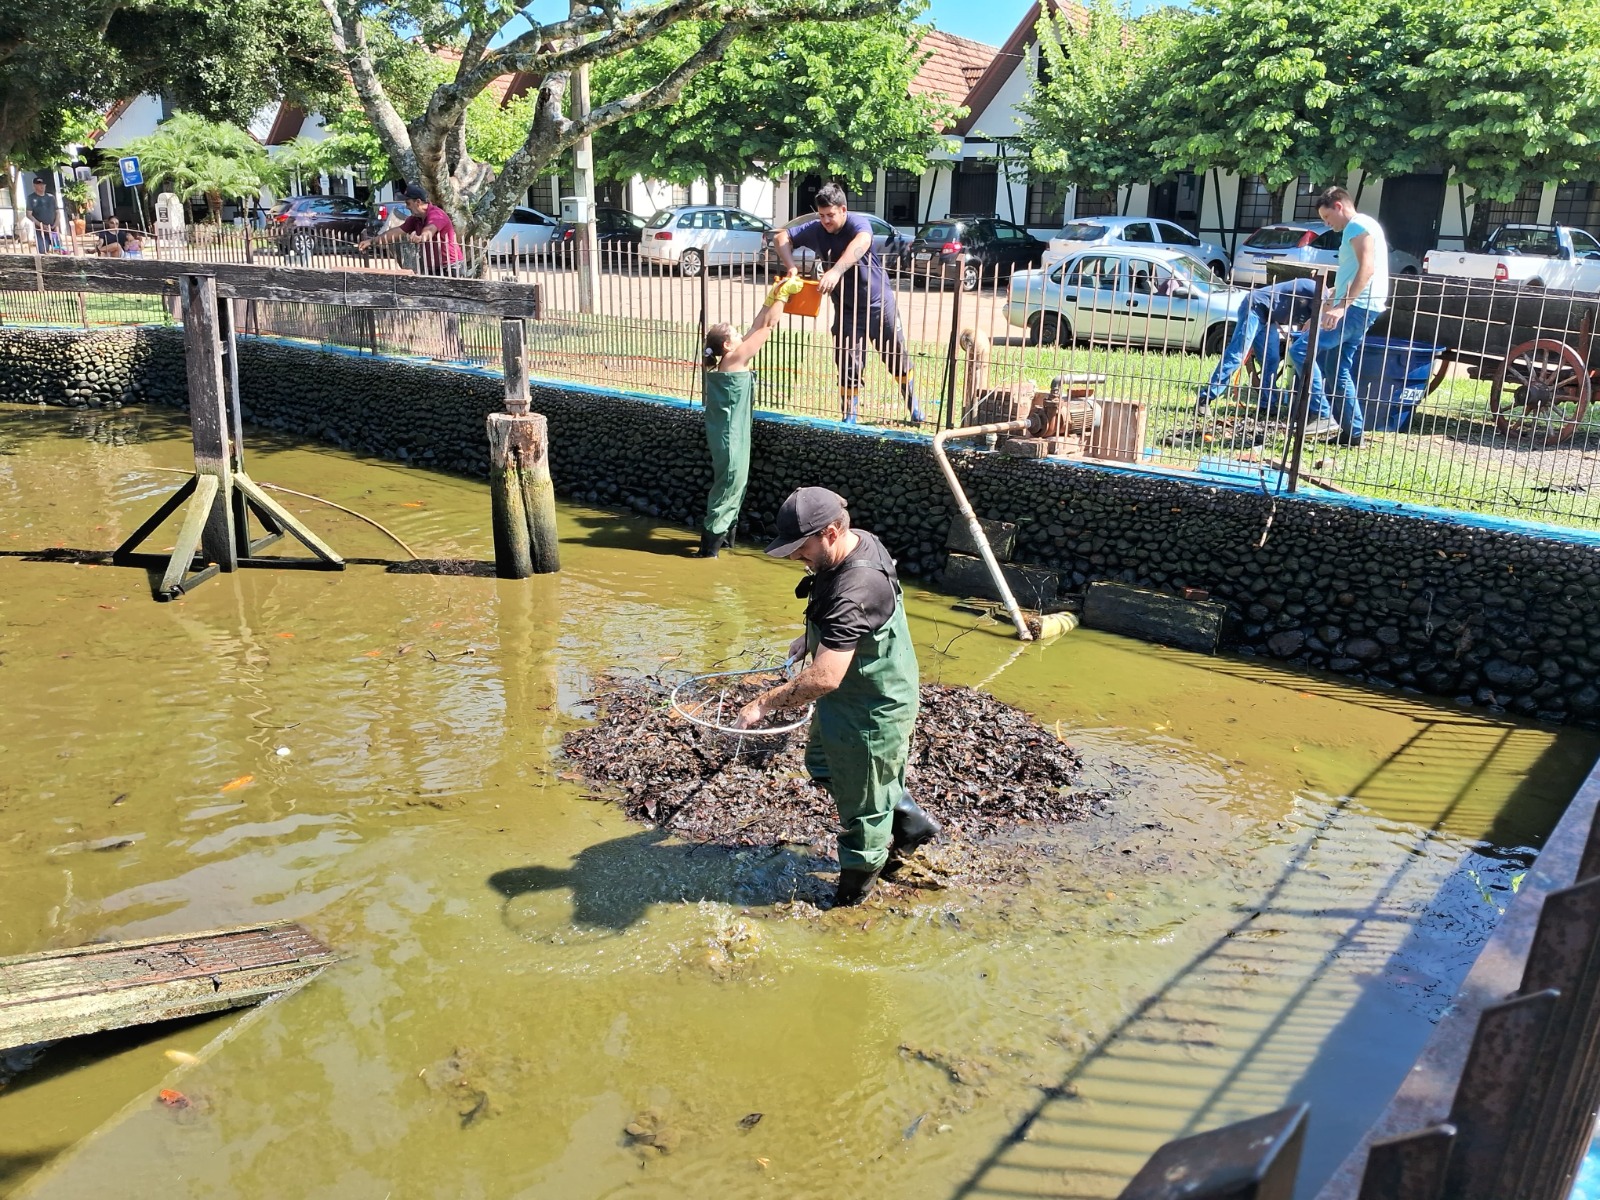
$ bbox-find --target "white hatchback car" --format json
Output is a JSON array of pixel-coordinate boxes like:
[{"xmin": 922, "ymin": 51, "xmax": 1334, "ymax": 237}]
[
  {"xmin": 487, "ymin": 207, "xmax": 560, "ymax": 259},
  {"xmin": 1046, "ymin": 216, "xmax": 1232, "ymax": 279},
  {"xmin": 1231, "ymin": 222, "xmax": 1423, "ymax": 288},
  {"xmin": 639, "ymin": 205, "xmax": 773, "ymax": 275},
  {"xmin": 1008, "ymin": 246, "xmax": 1249, "ymax": 353}
]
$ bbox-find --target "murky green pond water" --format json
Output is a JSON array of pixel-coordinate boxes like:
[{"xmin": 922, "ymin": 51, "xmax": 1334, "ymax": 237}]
[{"xmin": 2, "ymin": 403, "xmax": 1596, "ymax": 1200}]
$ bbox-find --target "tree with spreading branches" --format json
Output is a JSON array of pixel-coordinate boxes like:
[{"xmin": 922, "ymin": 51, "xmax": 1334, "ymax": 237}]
[{"xmin": 316, "ymin": 0, "xmax": 905, "ymax": 243}]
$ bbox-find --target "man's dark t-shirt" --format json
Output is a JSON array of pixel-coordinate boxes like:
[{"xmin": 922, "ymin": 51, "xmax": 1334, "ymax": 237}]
[
  {"xmin": 805, "ymin": 529, "xmax": 901, "ymax": 652},
  {"xmin": 787, "ymin": 212, "xmax": 890, "ymax": 311},
  {"xmin": 27, "ymin": 191, "xmax": 57, "ymax": 228}
]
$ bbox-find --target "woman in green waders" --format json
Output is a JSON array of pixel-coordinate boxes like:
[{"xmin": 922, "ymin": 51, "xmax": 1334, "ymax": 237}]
[
  {"xmin": 733, "ymin": 487, "xmax": 941, "ymax": 907},
  {"xmin": 696, "ymin": 277, "xmax": 801, "ymax": 558}
]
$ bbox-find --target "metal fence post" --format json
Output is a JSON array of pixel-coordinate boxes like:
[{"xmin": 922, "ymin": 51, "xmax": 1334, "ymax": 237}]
[
  {"xmin": 942, "ymin": 257, "xmax": 966, "ymax": 431},
  {"xmin": 1285, "ymin": 276, "xmax": 1326, "ymax": 493}
]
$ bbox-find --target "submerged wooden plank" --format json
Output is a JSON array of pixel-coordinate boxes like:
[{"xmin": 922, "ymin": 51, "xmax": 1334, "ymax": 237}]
[
  {"xmin": 0, "ymin": 921, "xmax": 334, "ymax": 1051},
  {"xmin": 1082, "ymin": 581, "xmax": 1227, "ymax": 654}
]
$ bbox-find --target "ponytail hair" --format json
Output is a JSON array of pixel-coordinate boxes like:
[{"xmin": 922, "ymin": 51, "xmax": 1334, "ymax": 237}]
[{"xmin": 703, "ymin": 322, "xmax": 734, "ymax": 369}]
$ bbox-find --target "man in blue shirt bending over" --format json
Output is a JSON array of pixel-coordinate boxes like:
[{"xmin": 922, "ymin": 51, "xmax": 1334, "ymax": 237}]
[
  {"xmin": 773, "ymin": 183, "xmax": 924, "ymax": 426},
  {"xmin": 1288, "ymin": 186, "xmax": 1390, "ymax": 446},
  {"xmin": 1198, "ymin": 276, "xmax": 1319, "ymax": 414}
]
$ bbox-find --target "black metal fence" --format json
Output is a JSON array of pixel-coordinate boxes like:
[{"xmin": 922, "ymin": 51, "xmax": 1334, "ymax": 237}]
[{"xmin": 8, "ymin": 234, "xmax": 1600, "ymax": 533}]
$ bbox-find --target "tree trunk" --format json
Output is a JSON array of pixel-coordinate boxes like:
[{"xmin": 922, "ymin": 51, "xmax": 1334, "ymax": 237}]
[{"xmin": 207, "ymin": 190, "xmax": 223, "ymax": 223}]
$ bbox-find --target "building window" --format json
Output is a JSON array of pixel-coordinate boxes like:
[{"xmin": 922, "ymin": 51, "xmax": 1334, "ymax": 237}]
[
  {"xmin": 1026, "ymin": 177, "xmax": 1067, "ymax": 227},
  {"xmin": 1469, "ymin": 182, "xmax": 1543, "ymax": 245},
  {"xmin": 846, "ymin": 174, "xmax": 878, "ymax": 215},
  {"xmin": 669, "ymin": 184, "xmax": 690, "ymax": 208},
  {"xmin": 1292, "ymin": 176, "xmax": 1324, "ymax": 222},
  {"xmin": 718, "ymin": 181, "xmax": 740, "ymax": 207},
  {"xmin": 596, "ymin": 179, "xmax": 626, "ymax": 208},
  {"xmin": 1235, "ymin": 175, "xmax": 1276, "ymax": 233},
  {"xmin": 1553, "ymin": 182, "xmax": 1600, "ymax": 239},
  {"xmin": 884, "ymin": 170, "xmax": 919, "ymax": 225},
  {"xmin": 1074, "ymin": 187, "xmax": 1118, "ymax": 218}
]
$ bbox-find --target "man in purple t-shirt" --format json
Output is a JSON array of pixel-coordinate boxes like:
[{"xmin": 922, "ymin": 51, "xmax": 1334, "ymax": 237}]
[
  {"xmin": 359, "ymin": 184, "xmax": 464, "ymax": 276},
  {"xmin": 773, "ymin": 183, "xmax": 923, "ymax": 425}
]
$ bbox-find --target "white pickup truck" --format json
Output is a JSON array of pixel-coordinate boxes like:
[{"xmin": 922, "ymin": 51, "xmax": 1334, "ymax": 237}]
[{"xmin": 1424, "ymin": 223, "xmax": 1600, "ymax": 291}]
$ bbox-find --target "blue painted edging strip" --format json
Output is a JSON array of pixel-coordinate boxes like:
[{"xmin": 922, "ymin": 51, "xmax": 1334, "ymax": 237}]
[{"xmin": 232, "ymin": 331, "xmax": 1600, "ymax": 549}]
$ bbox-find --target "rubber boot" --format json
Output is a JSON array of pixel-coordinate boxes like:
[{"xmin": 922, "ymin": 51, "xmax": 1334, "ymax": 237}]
[
  {"xmin": 833, "ymin": 865, "xmax": 882, "ymax": 908},
  {"xmin": 696, "ymin": 530, "xmax": 722, "ymax": 559},
  {"xmin": 881, "ymin": 797, "xmax": 941, "ymax": 879}
]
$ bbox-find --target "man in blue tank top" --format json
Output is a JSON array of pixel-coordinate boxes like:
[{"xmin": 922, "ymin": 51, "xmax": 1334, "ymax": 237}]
[{"xmin": 773, "ymin": 183, "xmax": 925, "ymax": 426}]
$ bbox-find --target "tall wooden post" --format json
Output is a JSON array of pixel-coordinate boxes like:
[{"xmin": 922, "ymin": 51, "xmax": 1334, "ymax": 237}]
[
  {"xmin": 488, "ymin": 318, "xmax": 560, "ymax": 578},
  {"xmin": 182, "ymin": 273, "xmax": 238, "ymax": 573}
]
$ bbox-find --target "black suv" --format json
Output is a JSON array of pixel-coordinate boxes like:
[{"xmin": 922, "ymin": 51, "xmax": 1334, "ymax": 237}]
[
  {"xmin": 269, "ymin": 196, "xmax": 388, "ymax": 255},
  {"xmin": 901, "ymin": 216, "xmax": 1046, "ymax": 290}
]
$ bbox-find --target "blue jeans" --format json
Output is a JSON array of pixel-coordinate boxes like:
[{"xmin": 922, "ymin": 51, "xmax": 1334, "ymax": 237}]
[
  {"xmin": 1202, "ymin": 299, "xmax": 1286, "ymax": 411},
  {"xmin": 1290, "ymin": 305, "xmax": 1380, "ymax": 437}
]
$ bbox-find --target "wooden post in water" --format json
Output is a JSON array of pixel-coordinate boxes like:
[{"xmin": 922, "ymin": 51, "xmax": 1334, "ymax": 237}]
[
  {"xmin": 181, "ymin": 272, "xmax": 239, "ymax": 574},
  {"xmin": 487, "ymin": 318, "xmax": 560, "ymax": 577}
]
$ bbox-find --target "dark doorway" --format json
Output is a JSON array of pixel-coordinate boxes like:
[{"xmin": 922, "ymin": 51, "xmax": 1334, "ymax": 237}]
[
  {"xmin": 951, "ymin": 161, "xmax": 999, "ymax": 217},
  {"xmin": 1378, "ymin": 173, "xmax": 1447, "ymax": 259}
]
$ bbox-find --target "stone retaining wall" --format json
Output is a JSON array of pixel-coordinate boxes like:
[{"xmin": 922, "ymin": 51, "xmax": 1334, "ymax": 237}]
[{"xmin": 6, "ymin": 324, "xmax": 1600, "ymax": 725}]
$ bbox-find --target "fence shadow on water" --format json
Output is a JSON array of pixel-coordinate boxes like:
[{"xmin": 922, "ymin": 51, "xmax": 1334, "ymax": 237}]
[
  {"xmin": 946, "ymin": 712, "xmax": 1574, "ymax": 1200},
  {"xmin": 8, "ymin": 236, "xmax": 1600, "ymax": 533}
]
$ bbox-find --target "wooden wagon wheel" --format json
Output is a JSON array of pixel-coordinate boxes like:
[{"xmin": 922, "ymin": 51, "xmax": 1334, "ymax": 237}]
[{"xmin": 1488, "ymin": 338, "xmax": 1593, "ymax": 446}]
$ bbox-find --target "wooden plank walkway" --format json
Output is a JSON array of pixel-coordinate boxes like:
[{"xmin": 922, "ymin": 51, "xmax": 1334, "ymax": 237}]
[{"xmin": 0, "ymin": 921, "xmax": 335, "ymax": 1051}]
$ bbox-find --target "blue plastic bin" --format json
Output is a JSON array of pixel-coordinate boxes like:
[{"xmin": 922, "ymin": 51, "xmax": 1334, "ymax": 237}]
[{"xmin": 1351, "ymin": 337, "xmax": 1445, "ymax": 433}]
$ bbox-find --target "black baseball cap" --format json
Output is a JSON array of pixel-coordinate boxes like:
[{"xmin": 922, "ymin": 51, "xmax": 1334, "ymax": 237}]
[
  {"xmin": 766, "ymin": 487, "xmax": 847, "ymax": 556},
  {"xmin": 403, "ymin": 184, "xmax": 428, "ymax": 200}
]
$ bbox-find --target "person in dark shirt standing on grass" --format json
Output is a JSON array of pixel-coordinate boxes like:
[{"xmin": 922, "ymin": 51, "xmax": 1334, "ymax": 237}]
[
  {"xmin": 359, "ymin": 185, "xmax": 464, "ymax": 276},
  {"xmin": 27, "ymin": 177, "xmax": 58, "ymax": 255},
  {"xmin": 735, "ymin": 487, "xmax": 940, "ymax": 906},
  {"xmin": 773, "ymin": 183, "xmax": 924, "ymax": 426}
]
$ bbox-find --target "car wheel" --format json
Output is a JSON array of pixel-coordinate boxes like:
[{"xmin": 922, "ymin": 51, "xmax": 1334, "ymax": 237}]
[
  {"xmin": 680, "ymin": 249, "xmax": 704, "ymax": 277},
  {"xmin": 1208, "ymin": 259, "xmax": 1229, "ymax": 277},
  {"xmin": 1203, "ymin": 323, "xmax": 1232, "ymax": 356},
  {"xmin": 1031, "ymin": 312, "xmax": 1070, "ymax": 347},
  {"xmin": 961, "ymin": 262, "xmax": 980, "ymax": 292}
]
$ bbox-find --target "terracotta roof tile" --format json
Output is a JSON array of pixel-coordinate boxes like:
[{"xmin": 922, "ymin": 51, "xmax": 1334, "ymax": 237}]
[{"xmin": 911, "ymin": 29, "xmax": 1001, "ymax": 105}]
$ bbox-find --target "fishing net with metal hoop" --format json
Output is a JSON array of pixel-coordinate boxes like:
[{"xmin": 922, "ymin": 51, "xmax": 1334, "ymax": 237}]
[{"xmin": 668, "ymin": 660, "xmax": 813, "ymax": 764}]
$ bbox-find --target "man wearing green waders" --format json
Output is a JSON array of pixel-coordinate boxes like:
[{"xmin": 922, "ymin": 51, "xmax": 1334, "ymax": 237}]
[{"xmin": 735, "ymin": 487, "xmax": 940, "ymax": 906}]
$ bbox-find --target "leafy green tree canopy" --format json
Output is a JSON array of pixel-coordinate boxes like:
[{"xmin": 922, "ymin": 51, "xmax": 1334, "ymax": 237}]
[
  {"xmin": 590, "ymin": 10, "xmax": 960, "ymax": 190},
  {"xmin": 318, "ymin": 0, "xmax": 908, "ymax": 241},
  {"xmin": 0, "ymin": 0, "xmax": 340, "ymax": 169},
  {"xmin": 1014, "ymin": 0, "xmax": 1180, "ymax": 192}
]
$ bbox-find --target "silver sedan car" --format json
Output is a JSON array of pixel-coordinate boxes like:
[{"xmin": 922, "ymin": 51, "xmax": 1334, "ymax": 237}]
[
  {"xmin": 1008, "ymin": 246, "xmax": 1249, "ymax": 353},
  {"xmin": 1231, "ymin": 222, "xmax": 1423, "ymax": 288}
]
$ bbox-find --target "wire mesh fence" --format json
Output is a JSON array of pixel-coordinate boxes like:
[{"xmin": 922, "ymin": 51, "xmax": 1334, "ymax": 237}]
[{"xmin": 7, "ymin": 228, "xmax": 1600, "ymax": 532}]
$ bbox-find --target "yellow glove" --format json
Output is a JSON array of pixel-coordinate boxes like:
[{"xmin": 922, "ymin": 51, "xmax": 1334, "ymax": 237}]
[{"xmin": 764, "ymin": 275, "xmax": 805, "ymax": 307}]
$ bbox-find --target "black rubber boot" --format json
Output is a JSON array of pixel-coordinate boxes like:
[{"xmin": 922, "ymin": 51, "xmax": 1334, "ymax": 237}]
[
  {"xmin": 833, "ymin": 866, "xmax": 882, "ymax": 908},
  {"xmin": 881, "ymin": 798, "xmax": 941, "ymax": 879},
  {"xmin": 696, "ymin": 530, "xmax": 722, "ymax": 558}
]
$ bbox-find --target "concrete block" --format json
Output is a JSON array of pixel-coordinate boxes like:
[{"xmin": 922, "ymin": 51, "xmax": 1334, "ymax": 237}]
[
  {"xmin": 945, "ymin": 517, "xmax": 1017, "ymax": 561},
  {"xmin": 943, "ymin": 552, "xmax": 1059, "ymax": 608}
]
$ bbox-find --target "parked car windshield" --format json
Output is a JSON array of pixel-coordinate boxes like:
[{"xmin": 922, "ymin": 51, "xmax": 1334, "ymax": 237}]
[
  {"xmin": 645, "ymin": 210, "xmax": 675, "ymax": 229},
  {"xmin": 1245, "ymin": 226, "xmax": 1313, "ymax": 249},
  {"xmin": 916, "ymin": 223, "xmax": 959, "ymax": 243},
  {"xmin": 1057, "ymin": 222, "xmax": 1108, "ymax": 241},
  {"xmin": 1490, "ymin": 226, "xmax": 1562, "ymax": 256}
]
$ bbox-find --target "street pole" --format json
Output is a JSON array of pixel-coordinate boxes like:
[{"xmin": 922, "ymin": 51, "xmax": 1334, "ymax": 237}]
[{"xmin": 572, "ymin": 64, "xmax": 600, "ymax": 316}]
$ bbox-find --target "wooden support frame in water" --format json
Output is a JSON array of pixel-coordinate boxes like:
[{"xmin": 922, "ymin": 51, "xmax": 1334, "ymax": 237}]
[
  {"xmin": 111, "ymin": 273, "xmax": 345, "ymax": 599},
  {"xmin": 488, "ymin": 317, "xmax": 560, "ymax": 578},
  {"xmin": 0, "ymin": 921, "xmax": 335, "ymax": 1053}
]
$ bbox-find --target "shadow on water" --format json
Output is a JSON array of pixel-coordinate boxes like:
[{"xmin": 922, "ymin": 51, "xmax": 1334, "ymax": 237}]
[
  {"xmin": 946, "ymin": 719, "xmax": 1597, "ymax": 1200},
  {"xmin": 488, "ymin": 828, "xmax": 830, "ymax": 933},
  {"xmin": 563, "ymin": 511, "xmax": 703, "ymax": 557}
]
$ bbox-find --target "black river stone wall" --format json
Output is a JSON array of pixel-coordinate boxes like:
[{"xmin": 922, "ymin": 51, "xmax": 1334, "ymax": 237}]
[{"xmin": 6, "ymin": 325, "xmax": 1600, "ymax": 725}]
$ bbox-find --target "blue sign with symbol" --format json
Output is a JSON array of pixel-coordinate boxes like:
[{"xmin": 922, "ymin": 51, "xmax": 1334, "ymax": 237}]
[{"xmin": 118, "ymin": 156, "xmax": 142, "ymax": 187}]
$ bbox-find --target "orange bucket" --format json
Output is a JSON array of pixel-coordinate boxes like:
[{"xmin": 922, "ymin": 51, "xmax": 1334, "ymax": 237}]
[{"xmin": 783, "ymin": 279, "xmax": 823, "ymax": 318}]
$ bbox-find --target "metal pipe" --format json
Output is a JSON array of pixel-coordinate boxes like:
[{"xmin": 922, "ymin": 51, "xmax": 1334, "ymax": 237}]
[{"xmin": 932, "ymin": 418, "xmax": 1034, "ymax": 641}]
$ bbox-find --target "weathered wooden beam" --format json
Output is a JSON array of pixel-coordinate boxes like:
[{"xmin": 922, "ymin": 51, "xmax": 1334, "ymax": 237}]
[
  {"xmin": 488, "ymin": 317, "xmax": 559, "ymax": 579},
  {"xmin": 0, "ymin": 921, "xmax": 335, "ymax": 1051},
  {"xmin": 0, "ymin": 256, "xmax": 543, "ymax": 317},
  {"xmin": 181, "ymin": 274, "xmax": 237, "ymax": 573}
]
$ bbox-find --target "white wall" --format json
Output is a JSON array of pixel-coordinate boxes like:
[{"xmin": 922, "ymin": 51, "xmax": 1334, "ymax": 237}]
[
  {"xmin": 965, "ymin": 52, "xmax": 1032, "ymax": 141},
  {"xmin": 96, "ymin": 95, "xmax": 163, "ymax": 149}
]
